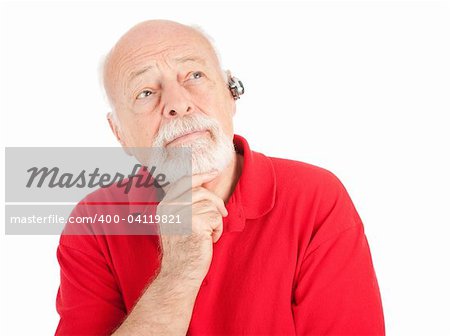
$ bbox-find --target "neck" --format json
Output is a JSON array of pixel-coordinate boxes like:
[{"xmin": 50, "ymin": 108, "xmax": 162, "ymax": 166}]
[{"xmin": 203, "ymin": 152, "xmax": 244, "ymax": 203}]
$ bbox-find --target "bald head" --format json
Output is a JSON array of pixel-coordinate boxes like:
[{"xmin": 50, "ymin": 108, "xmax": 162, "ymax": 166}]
[{"xmin": 102, "ymin": 20, "xmax": 223, "ymax": 110}]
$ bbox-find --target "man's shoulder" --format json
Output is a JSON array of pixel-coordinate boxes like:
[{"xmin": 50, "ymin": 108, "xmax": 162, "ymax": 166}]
[
  {"xmin": 80, "ymin": 177, "xmax": 133, "ymax": 203},
  {"xmin": 267, "ymin": 155, "xmax": 345, "ymax": 195},
  {"xmin": 58, "ymin": 176, "xmax": 157, "ymax": 253},
  {"xmin": 267, "ymin": 155, "xmax": 363, "ymax": 244},
  {"xmin": 59, "ymin": 181, "xmax": 132, "ymax": 245}
]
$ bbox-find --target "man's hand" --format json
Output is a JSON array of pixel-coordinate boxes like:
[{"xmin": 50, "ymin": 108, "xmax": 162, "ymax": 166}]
[
  {"xmin": 112, "ymin": 171, "xmax": 227, "ymax": 335},
  {"xmin": 157, "ymin": 170, "xmax": 228, "ymax": 285}
]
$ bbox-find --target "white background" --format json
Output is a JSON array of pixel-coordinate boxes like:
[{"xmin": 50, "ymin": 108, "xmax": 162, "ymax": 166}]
[{"xmin": 1, "ymin": 1, "xmax": 449, "ymax": 335}]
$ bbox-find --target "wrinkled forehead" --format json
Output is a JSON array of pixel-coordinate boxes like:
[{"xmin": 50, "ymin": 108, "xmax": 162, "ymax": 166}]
[
  {"xmin": 113, "ymin": 25, "xmax": 217, "ymax": 69},
  {"xmin": 119, "ymin": 43, "xmax": 214, "ymax": 75}
]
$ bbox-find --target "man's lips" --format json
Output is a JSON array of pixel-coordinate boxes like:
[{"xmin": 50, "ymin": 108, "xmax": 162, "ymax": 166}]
[{"xmin": 166, "ymin": 130, "xmax": 210, "ymax": 147}]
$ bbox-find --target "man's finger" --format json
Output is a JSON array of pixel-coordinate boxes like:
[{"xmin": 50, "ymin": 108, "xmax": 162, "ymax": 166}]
[
  {"xmin": 191, "ymin": 188, "xmax": 228, "ymax": 217},
  {"xmin": 163, "ymin": 171, "xmax": 219, "ymax": 202}
]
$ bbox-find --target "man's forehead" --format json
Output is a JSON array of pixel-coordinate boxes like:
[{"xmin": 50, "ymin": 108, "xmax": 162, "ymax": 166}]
[
  {"xmin": 113, "ymin": 25, "xmax": 213, "ymax": 66},
  {"xmin": 126, "ymin": 53, "xmax": 208, "ymax": 82},
  {"xmin": 126, "ymin": 47, "xmax": 209, "ymax": 66},
  {"xmin": 114, "ymin": 35, "xmax": 211, "ymax": 65}
]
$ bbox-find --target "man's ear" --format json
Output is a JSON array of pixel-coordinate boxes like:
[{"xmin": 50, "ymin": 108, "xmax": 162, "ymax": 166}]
[
  {"xmin": 107, "ymin": 112, "xmax": 126, "ymax": 146},
  {"xmin": 225, "ymin": 69, "xmax": 232, "ymax": 86}
]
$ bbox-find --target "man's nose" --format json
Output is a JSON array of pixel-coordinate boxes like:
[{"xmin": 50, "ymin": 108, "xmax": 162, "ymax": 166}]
[{"xmin": 161, "ymin": 83, "xmax": 193, "ymax": 118}]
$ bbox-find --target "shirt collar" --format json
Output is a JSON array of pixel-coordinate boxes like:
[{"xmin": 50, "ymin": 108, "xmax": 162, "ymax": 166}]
[
  {"xmin": 127, "ymin": 134, "xmax": 277, "ymax": 233},
  {"xmin": 223, "ymin": 134, "xmax": 276, "ymax": 233}
]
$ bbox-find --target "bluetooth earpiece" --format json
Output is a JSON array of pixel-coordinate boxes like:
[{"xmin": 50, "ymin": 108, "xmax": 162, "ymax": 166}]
[{"xmin": 227, "ymin": 72, "xmax": 245, "ymax": 100}]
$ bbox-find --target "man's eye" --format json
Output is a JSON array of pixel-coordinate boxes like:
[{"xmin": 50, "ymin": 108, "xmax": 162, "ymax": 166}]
[
  {"xmin": 190, "ymin": 71, "xmax": 204, "ymax": 80},
  {"xmin": 136, "ymin": 90, "xmax": 153, "ymax": 99}
]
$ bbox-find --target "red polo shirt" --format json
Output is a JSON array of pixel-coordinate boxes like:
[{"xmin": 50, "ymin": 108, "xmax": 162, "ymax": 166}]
[{"xmin": 55, "ymin": 134, "xmax": 385, "ymax": 335}]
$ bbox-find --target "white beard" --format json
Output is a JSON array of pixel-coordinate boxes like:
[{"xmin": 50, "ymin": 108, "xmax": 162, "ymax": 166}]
[{"xmin": 145, "ymin": 114, "xmax": 235, "ymax": 184}]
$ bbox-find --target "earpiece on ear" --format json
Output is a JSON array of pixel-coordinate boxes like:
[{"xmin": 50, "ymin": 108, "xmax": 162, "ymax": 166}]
[{"xmin": 227, "ymin": 75, "xmax": 245, "ymax": 100}]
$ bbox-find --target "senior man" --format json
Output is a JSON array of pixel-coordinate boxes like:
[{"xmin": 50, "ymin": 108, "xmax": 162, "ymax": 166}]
[{"xmin": 55, "ymin": 20, "xmax": 385, "ymax": 335}]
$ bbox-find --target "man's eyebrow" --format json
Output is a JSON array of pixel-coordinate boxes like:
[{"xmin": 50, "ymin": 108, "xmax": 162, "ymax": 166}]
[{"xmin": 129, "ymin": 65, "xmax": 154, "ymax": 81}]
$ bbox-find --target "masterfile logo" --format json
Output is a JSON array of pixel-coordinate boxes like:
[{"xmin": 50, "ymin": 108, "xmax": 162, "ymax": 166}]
[
  {"xmin": 25, "ymin": 163, "xmax": 169, "ymax": 194},
  {"xmin": 5, "ymin": 147, "xmax": 193, "ymax": 235}
]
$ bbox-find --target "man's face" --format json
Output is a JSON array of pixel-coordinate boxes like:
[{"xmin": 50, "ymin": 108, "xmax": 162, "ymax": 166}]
[{"xmin": 104, "ymin": 22, "xmax": 236, "ymax": 150}]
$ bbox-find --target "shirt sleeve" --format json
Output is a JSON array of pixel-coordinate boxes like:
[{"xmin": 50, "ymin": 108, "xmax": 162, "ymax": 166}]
[
  {"xmin": 55, "ymin": 201, "xmax": 127, "ymax": 336},
  {"xmin": 292, "ymin": 174, "xmax": 385, "ymax": 335},
  {"xmin": 55, "ymin": 242, "xmax": 126, "ymax": 335}
]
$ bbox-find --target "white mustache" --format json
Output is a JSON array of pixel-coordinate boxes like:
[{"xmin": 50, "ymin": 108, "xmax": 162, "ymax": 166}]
[{"xmin": 152, "ymin": 114, "xmax": 219, "ymax": 147}]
